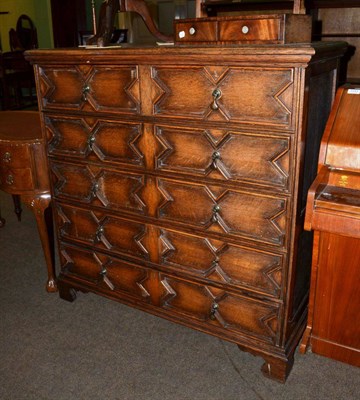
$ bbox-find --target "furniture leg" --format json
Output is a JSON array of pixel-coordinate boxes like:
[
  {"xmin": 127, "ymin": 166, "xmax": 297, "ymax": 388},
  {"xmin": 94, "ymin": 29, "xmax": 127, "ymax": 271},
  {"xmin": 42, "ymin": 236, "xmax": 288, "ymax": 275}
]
[
  {"xmin": 12, "ymin": 194, "xmax": 22, "ymax": 221},
  {"xmin": 22, "ymin": 193, "xmax": 57, "ymax": 292},
  {"xmin": 0, "ymin": 204, "xmax": 5, "ymax": 227},
  {"xmin": 260, "ymin": 353, "xmax": 295, "ymax": 383},
  {"xmin": 58, "ymin": 281, "xmax": 77, "ymax": 302},
  {"xmin": 237, "ymin": 344, "xmax": 295, "ymax": 383}
]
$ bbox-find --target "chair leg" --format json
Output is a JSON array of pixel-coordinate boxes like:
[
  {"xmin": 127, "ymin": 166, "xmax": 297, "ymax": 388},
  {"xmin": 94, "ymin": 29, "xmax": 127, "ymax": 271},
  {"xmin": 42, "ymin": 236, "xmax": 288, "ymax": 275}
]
[{"xmin": 12, "ymin": 194, "xmax": 22, "ymax": 221}]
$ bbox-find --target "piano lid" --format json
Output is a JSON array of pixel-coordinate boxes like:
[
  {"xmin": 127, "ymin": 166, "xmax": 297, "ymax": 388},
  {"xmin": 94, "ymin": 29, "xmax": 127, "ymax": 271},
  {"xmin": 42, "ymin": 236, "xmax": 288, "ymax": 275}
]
[{"xmin": 319, "ymin": 85, "xmax": 360, "ymax": 172}]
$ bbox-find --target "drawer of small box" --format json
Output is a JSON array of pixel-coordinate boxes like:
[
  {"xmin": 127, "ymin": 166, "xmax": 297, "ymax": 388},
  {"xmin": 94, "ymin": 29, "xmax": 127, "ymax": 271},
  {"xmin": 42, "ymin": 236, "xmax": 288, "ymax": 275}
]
[
  {"xmin": 175, "ymin": 20, "xmax": 217, "ymax": 42},
  {"xmin": 45, "ymin": 115, "xmax": 144, "ymax": 168},
  {"xmin": 159, "ymin": 228, "xmax": 284, "ymax": 299},
  {"xmin": 37, "ymin": 65, "xmax": 140, "ymax": 114},
  {"xmin": 0, "ymin": 143, "xmax": 32, "ymax": 168},
  {"xmin": 151, "ymin": 65, "xmax": 295, "ymax": 129},
  {"xmin": 159, "ymin": 274, "xmax": 280, "ymax": 344},
  {"xmin": 218, "ymin": 18, "xmax": 281, "ymax": 42},
  {"xmin": 154, "ymin": 124, "xmax": 291, "ymax": 191},
  {"xmin": 0, "ymin": 166, "xmax": 34, "ymax": 191}
]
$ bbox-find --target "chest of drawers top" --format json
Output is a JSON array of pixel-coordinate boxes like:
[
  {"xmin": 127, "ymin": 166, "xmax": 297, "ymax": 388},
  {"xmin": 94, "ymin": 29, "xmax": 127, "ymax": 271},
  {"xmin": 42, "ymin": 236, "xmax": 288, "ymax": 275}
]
[{"xmin": 27, "ymin": 43, "xmax": 345, "ymax": 128}]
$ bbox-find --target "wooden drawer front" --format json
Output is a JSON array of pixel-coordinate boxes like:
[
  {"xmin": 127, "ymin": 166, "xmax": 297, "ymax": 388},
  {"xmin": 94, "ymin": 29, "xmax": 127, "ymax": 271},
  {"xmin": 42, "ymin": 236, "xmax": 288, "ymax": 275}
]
[
  {"xmin": 218, "ymin": 18, "xmax": 280, "ymax": 42},
  {"xmin": 158, "ymin": 178, "xmax": 287, "ymax": 246},
  {"xmin": 0, "ymin": 166, "xmax": 34, "ymax": 191},
  {"xmin": 0, "ymin": 143, "xmax": 34, "ymax": 190},
  {"xmin": 0, "ymin": 143, "xmax": 32, "ymax": 168},
  {"xmin": 151, "ymin": 66, "xmax": 294, "ymax": 128},
  {"xmin": 38, "ymin": 65, "xmax": 140, "ymax": 114},
  {"xmin": 56, "ymin": 204, "xmax": 149, "ymax": 260},
  {"xmin": 159, "ymin": 229, "xmax": 283, "ymax": 298},
  {"xmin": 51, "ymin": 161, "xmax": 146, "ymax": 214},
  {"xmin": 155, "ymin": 125, "xmax": 291, "ymax": 190},
  {"xmin": 46, "ymin": 116, "xmax": 144, "ymax": 167},
  {"xmin": 57, "ymin": 204, "xmax": 150, "ymax": 261},
  {"xmin": 175, "ymin": 20, "xmax": 217, "ymax": 42},
  {"xmin": 160, "ymin": 275, "xmax": 280, "ymax": 344},
  {"xmin": 60, "ymin": 244, "xmax": 151, "ymax": 302}
]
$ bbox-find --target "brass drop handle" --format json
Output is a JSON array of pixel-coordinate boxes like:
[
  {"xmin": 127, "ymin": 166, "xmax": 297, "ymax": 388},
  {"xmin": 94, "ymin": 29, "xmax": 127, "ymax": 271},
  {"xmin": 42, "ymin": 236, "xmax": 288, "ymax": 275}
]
[
  {"xmin": 212, "ymin": 204, "xmax": 220, "ymax": 222},
  {"xmin": 211, "ymin": 151, "xmax": 231, "ymax": 179},
  {"xmin": 213, "ymin": 204, "xmax": 220, "ymax": 213},
  {"xmin": 87, "ymin": 134, "xmax": 96, "ymax": 150},
  {"xmin": 82, "ymin": 84, "xmax": 90, "ymax": 101},
  {"xmin": 3, "ymin": 152, "xmax": 11, "ymax": 163},
  {"xmin": 6, "ymin": 174, "xmax": 14, "ymax": 185},
  {"xmin": 211, "ymin": 88, "xmax": 222, "ymax": 111},
  {"xmin": 92, "ymin": 182, "xmax": 99, "ymax": 196},
  {"xmin": 212, "ymin": 151, "xmax": 221, "ymax": 168},
  {"xmin": 95, "ymin": 226, "xmax": 104, "ymax": 242},
  {"xmin": 210, "ymin": 302, "xmax": 219, "ymax": 320},
  {"xmin": 100, "ymin": 267, "xmax": 115, "ymax": 290},
  {"xmin": 212, "ymin": 151, "xmax": 221, "ymax": 161}
]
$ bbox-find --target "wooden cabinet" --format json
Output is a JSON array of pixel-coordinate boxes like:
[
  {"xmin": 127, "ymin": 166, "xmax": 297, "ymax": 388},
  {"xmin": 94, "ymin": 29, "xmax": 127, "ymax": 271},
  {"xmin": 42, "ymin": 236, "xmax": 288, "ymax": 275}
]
[
  {"xmin": 300, "ymin": 85, "xmax": 360, "ymax": 367},
  {"xmin": 27, "ymin": 42, "xmax": 346, "ymax": 382}
]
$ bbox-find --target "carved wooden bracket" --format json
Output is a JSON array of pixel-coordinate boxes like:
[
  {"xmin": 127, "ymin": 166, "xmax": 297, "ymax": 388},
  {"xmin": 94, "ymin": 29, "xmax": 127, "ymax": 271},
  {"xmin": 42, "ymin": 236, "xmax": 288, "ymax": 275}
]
[{"xmin": 86, "ymin": 0, "xmax": 173, "ymax": 47}]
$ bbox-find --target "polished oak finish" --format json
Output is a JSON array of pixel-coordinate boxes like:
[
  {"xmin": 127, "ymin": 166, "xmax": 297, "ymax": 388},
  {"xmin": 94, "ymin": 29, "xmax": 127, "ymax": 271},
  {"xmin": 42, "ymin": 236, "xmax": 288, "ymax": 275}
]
[
  {"xmin": 27, "ymin": 42, "xmax": 346, "ymax": 382},
  {"xmin": 300, "ymin": 85, "xmax": 360, "ymax": 367},
  {"xmin": 0, "ymin": 111, "xmax": 57, "ymax": 292}
]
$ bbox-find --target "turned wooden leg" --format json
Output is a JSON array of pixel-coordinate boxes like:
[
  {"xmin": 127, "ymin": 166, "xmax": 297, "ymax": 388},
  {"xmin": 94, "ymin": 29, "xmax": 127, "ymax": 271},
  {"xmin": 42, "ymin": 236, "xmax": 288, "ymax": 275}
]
[
  {"xmin": 0, "ymin": 205, "xmax": 5, "ymax": 227},
  {"xmin": 12, "ymin": 194, "xmax": 22, "ymax": 221},
  {"xmin": 23, "ymin": 193, "xmax": 57, "ymax": 292}
]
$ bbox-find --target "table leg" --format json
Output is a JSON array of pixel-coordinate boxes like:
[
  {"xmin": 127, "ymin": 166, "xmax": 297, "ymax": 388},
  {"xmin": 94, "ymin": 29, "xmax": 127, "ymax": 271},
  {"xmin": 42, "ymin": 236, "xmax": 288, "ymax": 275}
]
[
  {"xmin": 23, "ymin": 193, "xmax": 57, "ymax": 292},
  {"xmin": 0, "ymin": 204, "xmax": 5, "ymax": 227},
  {"xmin": 12, "ymin": 194, "xmax": 22, "ymax": 221}
]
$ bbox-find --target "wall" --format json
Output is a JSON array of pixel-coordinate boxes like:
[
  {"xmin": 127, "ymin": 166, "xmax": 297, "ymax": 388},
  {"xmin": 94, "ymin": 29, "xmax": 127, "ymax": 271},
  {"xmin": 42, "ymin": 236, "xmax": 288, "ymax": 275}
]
[
  {"xmin": 0, "ymin": 0, "xmax": 195, "ymax": 51},
  {"xmin": 0, "ymin": 0, "xmax": 53, "ymax": 52},
  {"xmin": 34, "ymin": 0, "xmax": 54, "ymax": 49}
]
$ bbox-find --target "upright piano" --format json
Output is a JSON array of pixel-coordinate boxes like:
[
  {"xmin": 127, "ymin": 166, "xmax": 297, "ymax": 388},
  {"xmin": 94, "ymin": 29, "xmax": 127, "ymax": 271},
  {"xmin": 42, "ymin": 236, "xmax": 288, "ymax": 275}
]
[{"xmin": 300, "ymin": 85, "xmax": 360, "ymax": 367}]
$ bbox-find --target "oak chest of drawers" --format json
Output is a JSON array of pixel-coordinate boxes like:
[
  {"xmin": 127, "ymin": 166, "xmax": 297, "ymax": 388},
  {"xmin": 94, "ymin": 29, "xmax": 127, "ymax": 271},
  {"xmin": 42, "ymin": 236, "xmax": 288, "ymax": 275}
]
[{"xmin": 27, "ymin": 42, "xmax": 346, "ymax": 382}]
